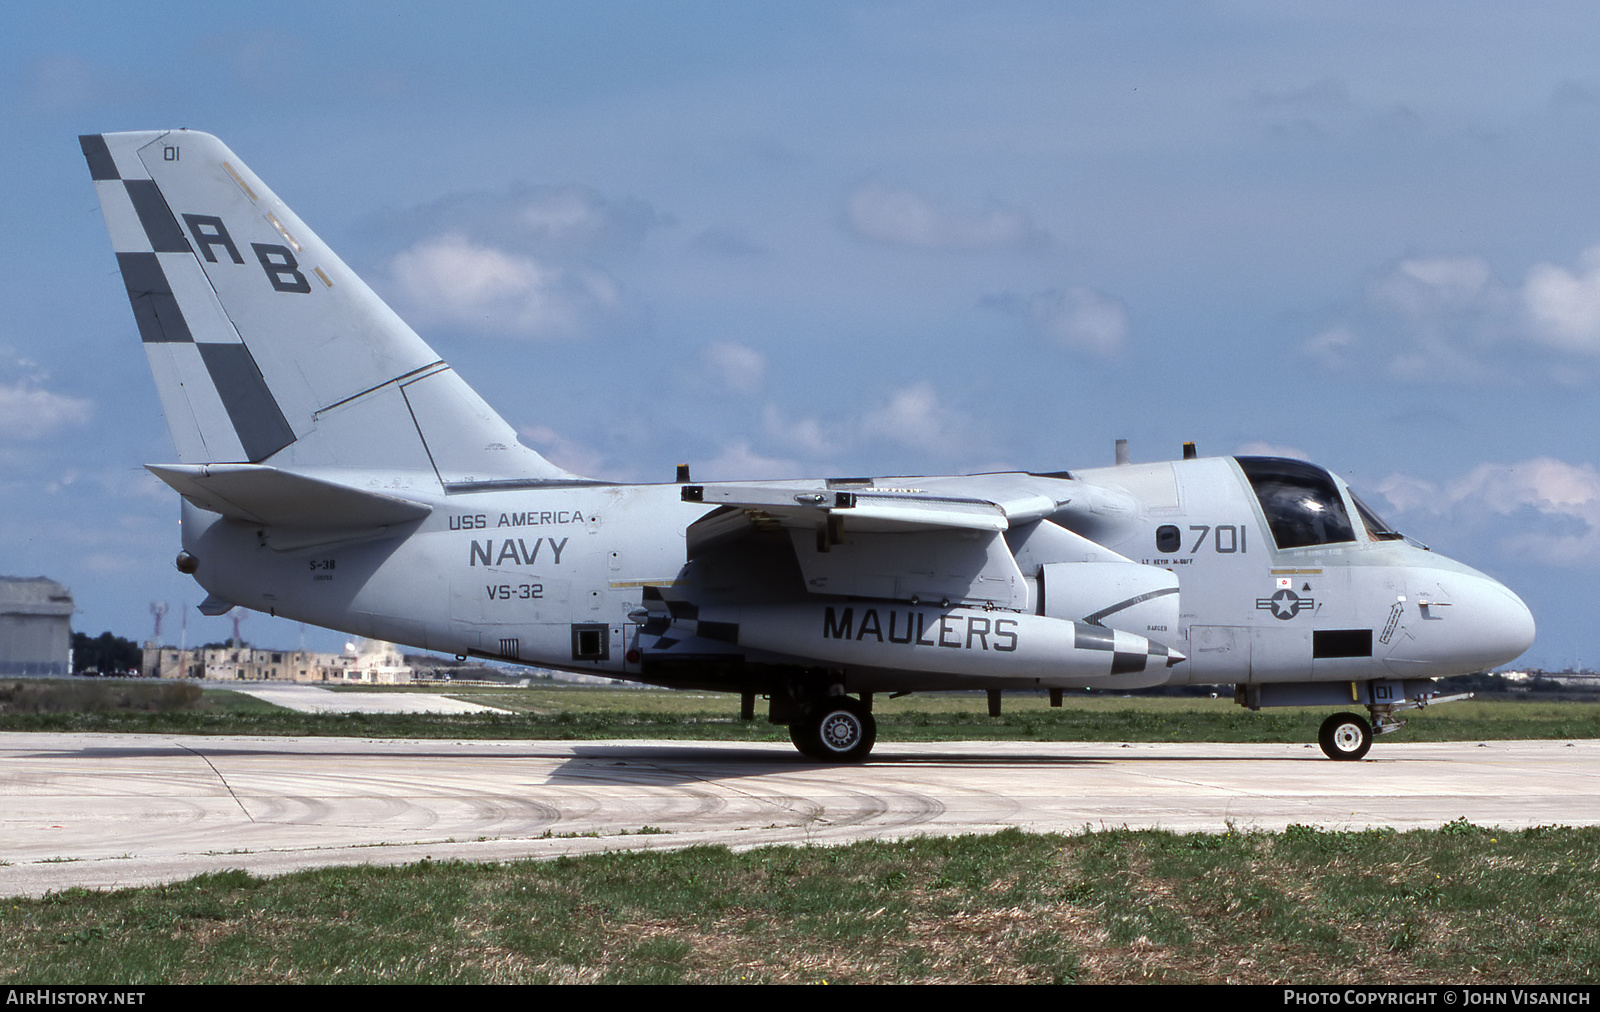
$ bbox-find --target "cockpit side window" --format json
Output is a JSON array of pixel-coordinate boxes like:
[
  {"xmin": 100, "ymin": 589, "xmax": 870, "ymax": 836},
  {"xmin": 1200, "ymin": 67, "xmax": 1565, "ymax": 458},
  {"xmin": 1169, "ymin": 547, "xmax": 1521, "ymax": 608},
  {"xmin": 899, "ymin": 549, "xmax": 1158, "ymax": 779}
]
[
  {"xmin": 1350, "ymin": 491, "xmax": 1406, "ymax": 542},
  {"xmin": 1236, "ymin": 456, "xmax": 1356, "ymax": 549}
]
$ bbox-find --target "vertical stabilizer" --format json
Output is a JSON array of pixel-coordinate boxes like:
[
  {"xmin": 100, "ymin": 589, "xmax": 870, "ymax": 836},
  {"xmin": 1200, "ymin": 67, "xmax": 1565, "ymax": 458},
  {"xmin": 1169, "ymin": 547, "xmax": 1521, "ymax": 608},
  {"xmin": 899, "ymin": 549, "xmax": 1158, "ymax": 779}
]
[{"xmin": 80, "ymin": 130, "xmax": 575, "ymax": 485}]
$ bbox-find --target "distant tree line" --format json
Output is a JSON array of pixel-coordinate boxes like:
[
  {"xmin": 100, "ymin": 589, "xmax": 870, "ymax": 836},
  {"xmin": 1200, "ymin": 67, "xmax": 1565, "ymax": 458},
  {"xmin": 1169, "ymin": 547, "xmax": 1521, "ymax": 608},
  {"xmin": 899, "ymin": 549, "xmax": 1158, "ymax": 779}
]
[
  {"xmin": 71, "ymin": 632, "xmax": 141, "ymax": 675},
  {"xmin": 1439, "ymin": 670, "xmax": 1573, "ymax": 695}
]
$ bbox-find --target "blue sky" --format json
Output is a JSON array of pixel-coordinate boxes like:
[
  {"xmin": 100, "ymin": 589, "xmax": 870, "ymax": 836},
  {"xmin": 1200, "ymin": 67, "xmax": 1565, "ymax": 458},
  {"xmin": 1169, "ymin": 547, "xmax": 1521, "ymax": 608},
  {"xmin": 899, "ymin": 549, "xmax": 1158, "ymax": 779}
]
[{"xmin": 4, "ymin": 1, "xmax": 1600, "ymax": 667}]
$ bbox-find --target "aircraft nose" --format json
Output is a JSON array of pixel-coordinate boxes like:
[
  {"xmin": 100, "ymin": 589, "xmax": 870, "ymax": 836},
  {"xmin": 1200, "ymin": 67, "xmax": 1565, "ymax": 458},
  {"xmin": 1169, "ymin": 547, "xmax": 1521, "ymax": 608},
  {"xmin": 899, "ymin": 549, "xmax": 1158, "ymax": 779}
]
[
  {"xmin": 1460, "ymin": 576, "xmax": 1536, "ymax": 666},
  {"xmin": 1386, "ymin": 570, "xmax": 1535, "ymax": 677}
]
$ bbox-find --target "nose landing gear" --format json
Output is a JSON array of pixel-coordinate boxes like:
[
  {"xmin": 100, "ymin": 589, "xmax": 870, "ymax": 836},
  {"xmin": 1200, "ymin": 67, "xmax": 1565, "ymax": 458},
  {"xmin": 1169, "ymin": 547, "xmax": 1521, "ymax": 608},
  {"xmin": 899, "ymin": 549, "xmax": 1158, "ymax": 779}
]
[
  {"xmin": 1243, "ymin": 681, "xmax": 1474, "ymax": 761},
  {"xmin": 1318, "ymin": 712, "xmax": 1373, "ymax": 760}
]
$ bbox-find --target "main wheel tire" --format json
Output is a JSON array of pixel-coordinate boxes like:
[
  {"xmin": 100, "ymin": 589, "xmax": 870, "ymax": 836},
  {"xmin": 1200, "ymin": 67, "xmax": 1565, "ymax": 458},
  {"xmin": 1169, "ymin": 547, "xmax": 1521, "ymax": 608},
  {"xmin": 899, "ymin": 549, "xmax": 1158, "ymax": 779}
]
[
  {"xmin": 789, "ymin": 719, "xmax": 826, "ymax": 759},
  {"xmin": 791, "ymin": 697, "xmax": 877, "ymax": 762},
  {"xmin": 1319, "ymin": 712, "xmax": 1373, "ymax": 761}
]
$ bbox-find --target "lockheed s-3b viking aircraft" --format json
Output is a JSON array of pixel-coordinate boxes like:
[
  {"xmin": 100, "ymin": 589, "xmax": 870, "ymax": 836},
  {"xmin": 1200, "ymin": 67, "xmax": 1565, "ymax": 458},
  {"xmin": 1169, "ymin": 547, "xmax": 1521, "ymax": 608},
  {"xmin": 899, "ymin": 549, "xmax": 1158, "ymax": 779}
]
[{"xmin": 81, "ymin": 130, "xmax": 1536, "ymax": 762}]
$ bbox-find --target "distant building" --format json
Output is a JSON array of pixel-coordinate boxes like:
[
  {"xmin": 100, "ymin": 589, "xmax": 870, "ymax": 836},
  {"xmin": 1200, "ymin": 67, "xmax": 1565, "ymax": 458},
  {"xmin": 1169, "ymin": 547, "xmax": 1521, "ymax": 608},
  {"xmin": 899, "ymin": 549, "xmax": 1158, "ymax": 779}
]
[
  {"xmin": 142, "ymin": 639, "xmax": 412, "ymax": 684},
  {"xmin": 0, "ymin": 576, "xmax": 74, "ymax": 676}
]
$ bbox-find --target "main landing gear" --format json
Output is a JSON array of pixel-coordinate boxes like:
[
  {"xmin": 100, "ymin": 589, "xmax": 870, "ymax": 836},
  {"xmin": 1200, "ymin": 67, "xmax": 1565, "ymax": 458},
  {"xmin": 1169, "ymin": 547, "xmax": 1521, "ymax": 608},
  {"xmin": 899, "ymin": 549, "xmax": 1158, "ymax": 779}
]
[{"xmin": 789, "ymin": 695, "xmax": 877, "ymax": 762}]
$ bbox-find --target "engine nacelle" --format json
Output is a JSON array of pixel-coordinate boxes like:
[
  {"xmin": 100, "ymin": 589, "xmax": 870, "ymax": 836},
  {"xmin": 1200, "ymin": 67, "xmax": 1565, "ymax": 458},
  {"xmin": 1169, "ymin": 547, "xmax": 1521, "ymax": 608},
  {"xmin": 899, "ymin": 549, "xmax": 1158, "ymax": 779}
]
[{"xmin": 1039, "ymin": 561, "xmax": 1180, "ymax": 646}]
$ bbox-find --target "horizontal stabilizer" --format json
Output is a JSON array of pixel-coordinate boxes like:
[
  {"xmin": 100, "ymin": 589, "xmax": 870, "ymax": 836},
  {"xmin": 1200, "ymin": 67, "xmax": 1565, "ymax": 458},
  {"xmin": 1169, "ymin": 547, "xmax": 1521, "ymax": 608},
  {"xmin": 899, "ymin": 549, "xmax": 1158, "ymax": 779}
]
[{"xmin": 147, "ymin": 463, "xmax": 432, "ymax": 527}]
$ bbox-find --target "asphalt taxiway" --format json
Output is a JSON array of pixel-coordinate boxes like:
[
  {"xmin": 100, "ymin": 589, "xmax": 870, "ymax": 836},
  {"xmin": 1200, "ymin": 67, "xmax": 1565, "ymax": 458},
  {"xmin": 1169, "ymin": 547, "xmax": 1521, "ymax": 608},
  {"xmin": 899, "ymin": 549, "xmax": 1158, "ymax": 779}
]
[{"xmin": 2, "ymin": 733, "xmax": 1596, "ymax": 898}]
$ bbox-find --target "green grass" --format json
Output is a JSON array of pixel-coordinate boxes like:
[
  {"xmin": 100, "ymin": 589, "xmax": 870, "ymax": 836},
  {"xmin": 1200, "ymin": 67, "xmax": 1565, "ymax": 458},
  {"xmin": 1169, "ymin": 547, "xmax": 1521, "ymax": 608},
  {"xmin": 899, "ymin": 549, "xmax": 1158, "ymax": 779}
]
[
  {"xmin": 2, "ymin": 824, "xmax": 1596, "ymax": 984},
  {"xmin": 0, "ymin": 679, "xmax": 202, "ymax": 714},
  {"xmin": 2, "ymin": 679, "xmax": 1598, "ymax": 743}
]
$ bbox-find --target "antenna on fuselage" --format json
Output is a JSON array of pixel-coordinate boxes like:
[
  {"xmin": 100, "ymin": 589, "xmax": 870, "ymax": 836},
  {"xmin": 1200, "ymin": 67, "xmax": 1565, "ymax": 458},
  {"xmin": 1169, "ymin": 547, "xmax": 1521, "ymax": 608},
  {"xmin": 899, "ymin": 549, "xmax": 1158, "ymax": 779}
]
[
  {"xmin": 1115, "ymin": 438, "xmax": 1130, "ymax": 465},
  {"xmin": 1183, "ymin": 441, "xmax": 1198, "ymax": 460}
]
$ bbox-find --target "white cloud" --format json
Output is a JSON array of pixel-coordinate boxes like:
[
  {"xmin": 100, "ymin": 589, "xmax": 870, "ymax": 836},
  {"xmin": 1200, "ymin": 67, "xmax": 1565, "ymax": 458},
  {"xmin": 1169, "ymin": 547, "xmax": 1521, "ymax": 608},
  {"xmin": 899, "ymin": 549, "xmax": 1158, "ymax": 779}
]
[
  {"xmin": 845, "ymin": 182, "xmax": 1047, "ymax": 251},
  {"xmin": 1522, "ymin": 246, "xmax": 1600, "ymax": 353},
  {"xmin": 762, "ymin": 405, "xmax": 839, "ymax": 459},
  {"xmin": 517, "ymin": 187, "xmax": 614, "ymax": 239},
  {"xmin": 1303, "ymin": 325, "xmax": 1357, "ymax": 369},
  {"xmin": 699, "ymin": 342, "xmax": 765, "ymax": 395},
  {"xmin": 391, "ymin": 234, "xmax": 622, "ymax": 339},
  {"xmin": 1307, "ymin": 248, "xmax": 1600, "ymax": 379},
  {"xmin": 1369, "ymin": 255, "xmax": 1506, "ymax": 381},
  {"xmin": 981, "ymin": 285, "xmax": 1129, "ymax": 355},
  {"xmin": 698, "ymin": 440, "xmax": 802, "ymax": 481},
  {"xmin": 1371, "ymin": 256, "xmax": 1492, "ymax": 317},
  {"xmin": 79, "ymin": 468, "xmax": 171, "ymax": 504},
  {"xmin": 1034, "ymin": 287, "xmax": 1127, "ymax": 355},
  {"xmin": 686, "ymin": 383, "xmax": 976, "ymax": 477},
  {"xmin": 0, "ymin": 384, "xmax": 91, "ymax": 440},
  {"xmin": 1370, "ymin": 472, "xmax": 1438, "ymax": 515},
  {"xmin": 385, "ymin": 184, "xmax": 667, "ymax": 257},
  {"xmin": 1378, "ymin": 457, "xmax": 1600, "ymax": 566},
  {"xmin": 518, "ymin": 425, "xmax": 607, "ymax": 479},
  {"xmin": 375, "ymin": 183, "xmax": 662, "ymax": 342},
  {"xmin": 860, "ymin": 381, "xmax": 972, "ymax": 455}
]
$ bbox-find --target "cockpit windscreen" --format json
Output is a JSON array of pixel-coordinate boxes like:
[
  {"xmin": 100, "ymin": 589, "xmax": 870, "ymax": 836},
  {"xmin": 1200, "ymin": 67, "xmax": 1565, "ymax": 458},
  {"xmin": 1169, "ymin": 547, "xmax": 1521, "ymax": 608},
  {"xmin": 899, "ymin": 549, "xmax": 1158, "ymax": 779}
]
[{"xmin": 1236, "ymin": 456, "xmax": 1356, "ymax": 549}]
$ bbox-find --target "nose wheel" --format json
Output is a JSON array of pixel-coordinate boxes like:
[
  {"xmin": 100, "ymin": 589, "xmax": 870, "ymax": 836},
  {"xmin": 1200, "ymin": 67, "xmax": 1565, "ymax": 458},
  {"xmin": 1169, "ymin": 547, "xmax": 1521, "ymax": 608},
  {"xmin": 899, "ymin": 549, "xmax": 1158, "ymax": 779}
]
[{"xmin": 1318, "ymin": 712, "xmax": 1373, "ymax": 761}]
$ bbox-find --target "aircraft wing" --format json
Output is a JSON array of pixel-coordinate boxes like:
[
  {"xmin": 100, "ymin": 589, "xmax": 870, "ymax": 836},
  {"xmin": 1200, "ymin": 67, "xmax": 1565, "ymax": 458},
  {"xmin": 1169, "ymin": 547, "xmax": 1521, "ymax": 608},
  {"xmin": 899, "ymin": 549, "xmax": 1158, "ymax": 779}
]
[
  {"xmin": 682, "ymin": 478, "xmax": 1065, "ymax": 534},
  {"xmin": 682, "ymin": 476, "xmax": 1080, "ymax": 610}
]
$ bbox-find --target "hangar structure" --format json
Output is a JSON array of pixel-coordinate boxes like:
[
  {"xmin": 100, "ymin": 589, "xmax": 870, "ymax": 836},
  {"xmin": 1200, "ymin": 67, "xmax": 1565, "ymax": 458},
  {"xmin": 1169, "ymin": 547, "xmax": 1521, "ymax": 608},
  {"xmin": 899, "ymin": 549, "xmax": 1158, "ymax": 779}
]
[{"xmin": 0, "ymin": 576, "xmax": 75, "ymax": 676}]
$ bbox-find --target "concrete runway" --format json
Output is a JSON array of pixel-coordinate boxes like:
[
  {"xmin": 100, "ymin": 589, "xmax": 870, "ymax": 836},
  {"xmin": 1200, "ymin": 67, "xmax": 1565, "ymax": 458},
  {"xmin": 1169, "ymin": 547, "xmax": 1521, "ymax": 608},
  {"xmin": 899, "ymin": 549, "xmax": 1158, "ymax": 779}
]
[
  {"xmin": 227, "ymin": 683, "xmax": 512, "ymax": 714},
  {"xmin": 2, "ymin": 732, "xmax": 1596, "ymax": 898}
]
